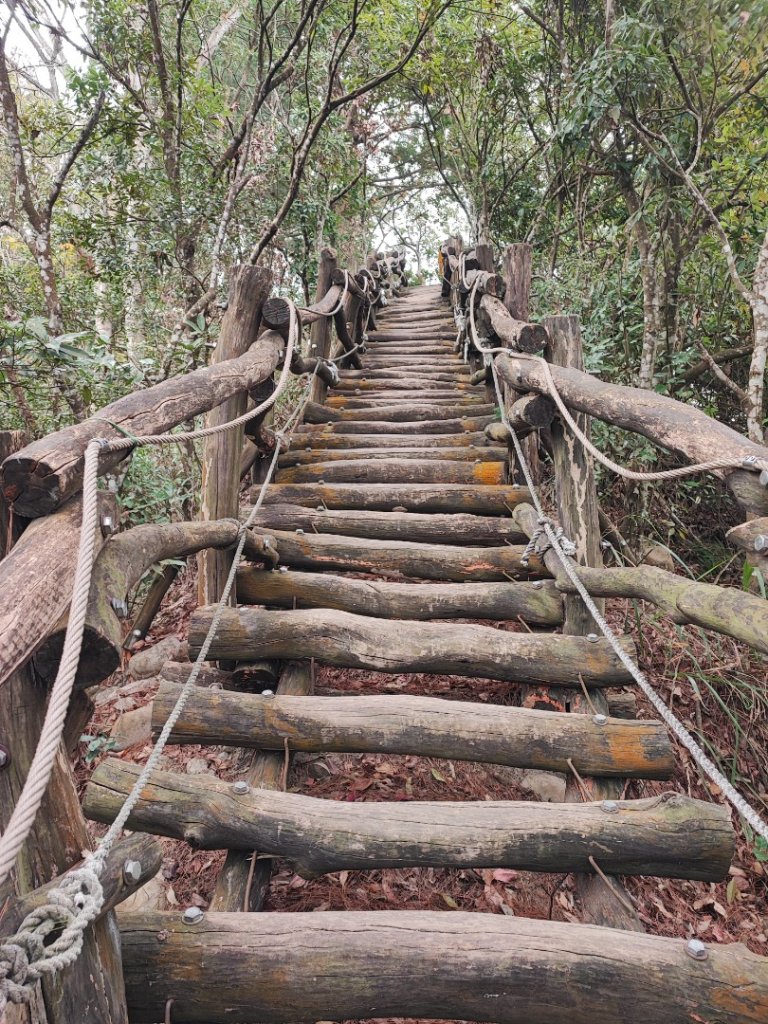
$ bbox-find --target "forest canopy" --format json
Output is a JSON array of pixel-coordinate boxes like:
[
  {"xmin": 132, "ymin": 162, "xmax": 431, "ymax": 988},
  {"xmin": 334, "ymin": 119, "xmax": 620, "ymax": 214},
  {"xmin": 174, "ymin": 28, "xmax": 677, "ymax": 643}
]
[{"xmin": 1, "ymin": 0, "xmax": 767, "ymax": 524}]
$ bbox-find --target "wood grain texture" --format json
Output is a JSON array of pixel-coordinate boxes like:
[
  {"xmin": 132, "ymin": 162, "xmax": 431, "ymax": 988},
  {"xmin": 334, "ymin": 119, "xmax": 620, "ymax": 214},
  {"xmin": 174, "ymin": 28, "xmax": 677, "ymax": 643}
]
[
  {"xmin": 258, "ymin": 482, "xmax": 530, "ymax": 514},
  {"xmin": 87, "ymin": 759, "xmax": 731, "ymax": 878},
  {"xmin": 189, "ymin": 606, "xmax": 634, "ymax": 686}
]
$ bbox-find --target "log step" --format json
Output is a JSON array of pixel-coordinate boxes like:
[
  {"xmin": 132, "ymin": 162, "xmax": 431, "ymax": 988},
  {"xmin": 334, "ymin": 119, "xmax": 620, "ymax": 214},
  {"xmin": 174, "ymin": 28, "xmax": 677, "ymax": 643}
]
[
  {"xmin": 189, "ymin": 607, "xmax": 635, "ymax": 686},
  {"xmin": 296, "ymin": 415, "xmax": 496, "ymax": 433},
  {"xmin": 277, "ymin": 446, "xmax": 507, "ymax": 467},
  {"xmin": 275, "ymin": 458, "xmax": 506, "ymax": 486},
  {"xmin": 86, "ymin": 758, "xmax": 731, "ymax": 879},
  {"xmin": 245, "ymin": 526, "xmax": 539, "ymax": 580},
  {"xmin": 236, "ymin": 569, "xmax": 561, "ymax": 622},
  {"xmin": 153, "ymin": 684, "xmax": 674, "ymax": 778},
  {"xmin": 120, "ymin": 910, "xmax": 768, "ymax": 1024},
  {"xmin": 304, "ymin": 401, "xmax": 496, "ymax": 423},
  {"xmin": 243, "ymin": 503, "xmax": 521, "ymax": 543},
  {"xmin": 258, "ymin": 483, "xmax": 529, "ymax": 513},
  {"xmin": 286, "ymin": 431, "xmax": 497, "ymax": 450}
]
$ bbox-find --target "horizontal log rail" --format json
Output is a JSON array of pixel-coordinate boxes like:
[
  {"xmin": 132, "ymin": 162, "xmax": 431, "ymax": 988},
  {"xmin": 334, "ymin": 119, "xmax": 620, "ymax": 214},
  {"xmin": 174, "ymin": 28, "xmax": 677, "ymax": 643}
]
[
  {"xmin": 153, "ymin": 684, "xmax": 674, "ymax": 778},
  {"xmin": 119, "ymin": 909, "xmax": 768, "ymax": 1024},
  {"xmin": 87, "ymin": 758, "xmax": 730, "ymax": 878},
  {"xmin": 496, "ymin": 351, "xmax": 768, "ymax": 515}
]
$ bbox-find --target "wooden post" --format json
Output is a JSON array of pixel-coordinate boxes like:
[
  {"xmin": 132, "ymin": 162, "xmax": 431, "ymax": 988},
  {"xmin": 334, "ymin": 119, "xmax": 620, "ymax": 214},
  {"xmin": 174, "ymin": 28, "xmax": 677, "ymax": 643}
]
[
  {"xmin": 198, "ymin": 265, "xmax": 272, "ymax": 606},
  {"xmin": 544, "ymin": 313, "xmax": 639, "ymax": 932},
  {"xmin": 0, "ymin": 429, "xmax": 26, "ymax": 555},
  {"xmin": 309, "ymin": 247, "xmax": 337, "ymax": 404},
  {"xmin": 502, "ymin": 243, "xmax": 532, "ymax": 320},
  {"xmin": 0, "ymin": 667, "xmax": 129, "ymax": 1023}
]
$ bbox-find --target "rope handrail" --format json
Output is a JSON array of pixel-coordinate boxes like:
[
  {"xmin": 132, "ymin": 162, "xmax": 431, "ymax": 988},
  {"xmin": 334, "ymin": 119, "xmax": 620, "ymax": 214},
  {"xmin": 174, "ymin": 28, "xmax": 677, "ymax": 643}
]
[
  {"xmin": 0, "ymin": 301, "xmax": 321, "ymax": 1013},
  {"xmin": 456, "ymin": 275, "xmax": 768, "ymax": 843}
]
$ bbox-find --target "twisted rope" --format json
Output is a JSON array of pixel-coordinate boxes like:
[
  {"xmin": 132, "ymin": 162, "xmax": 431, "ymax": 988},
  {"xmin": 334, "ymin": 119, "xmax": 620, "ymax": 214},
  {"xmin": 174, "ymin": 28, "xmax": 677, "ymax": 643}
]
[
  {"xmin": 485, "ymin": 354, "xmax": 768, "ymax": 844},
  {"xmin": 0, "ymin": 302, "xmax": 326, "ymax": 1010}
]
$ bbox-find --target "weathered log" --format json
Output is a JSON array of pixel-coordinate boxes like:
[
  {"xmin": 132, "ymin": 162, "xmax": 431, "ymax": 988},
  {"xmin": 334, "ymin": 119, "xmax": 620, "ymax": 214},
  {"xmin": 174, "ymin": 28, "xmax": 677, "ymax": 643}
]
[
  {"xmin": 200, "ymin": 265, "xmax": 273, "ymax": 605},
  {"xmin": 278, "ymin": 445, "xmax": 506, "ymax": 468},
  {"xmin": 237, "ymin": 569, "xmax": 560, "ymax": 623},
  {"xmin": 514, "ymin": 502, "xmax": 768, "ymax": 655},
  {"xmin": 287, "ymin": 431, "xmax": 494, "ymax": 450},
  {"xmin": 479, "ymin": 294, "xmax": 548, "ymax": 353},
  {"xmin": 303, "ymin": 400, "xmax": 497, "ymax": 424},
  {"xmin": 508, "ymin": 393, "xmax": 556, "ymax": 434},
  {"xmin": 298, "ymin": 414, "xmax": 497, "ymax": 434},
  {"xmin": 326, "ymin": 391, "xmax": 481, "ymax": 406},
  {"xmin": 496, "ymin": 351, "xmax": 768, "ymax": 514},
  {"xmin": 2, "ymin": 333, "xmax": 285, "ymax": 518},
  {"xmin": 726, "ymin": 517, "xmax": 768, "ymax": 553},
  {"xmin": 123, "ymin": 562, "xmax": 180, "ymax": 651},
  {"xmin": 211, "ymin": 661, "xmax": 312, "ymax": 912},
  {"xmin": 88, "ymin": 759, "xmax": 729, "ymax": 879},
  {"xmin": 502, "ymin": 242, "xmax": 532, "ymax": 320},
  {"xmin": 1, "ymin": 663, "xmax": 128, "ymax": 1023},
  {"xmin": 0, "ymin": 428, "xmax": 26, "ymax": 552},
  {"xmin": 0, "ymin": 834, "xmax": 161, "ymax": 937},
  {"xmin": 258, "ymin": 482, "xmax": 529, "ymax": 513},
  {"xmin": 309, "ymin": 247, "xmax": 337, "ymax": 403},
  {"xmin": 334, "ymin": 376, "xmax": 473, "ymax": 391},
  {"xmin": 276, "ymin": 458, "xmax": 506, "ymax": 486},
  {"xmin": 338, "ymin": 367, "xmax": 471, "ymax": 380},
  {"xmin": 154, "ymin": 685, "xmax": 672, "ymax": 778},
  {"xmin": 35, "ymin": 519, "xmax": 242, "ymax": 688},
  {"xmin": 0, "ymin": 490, "xmax": 117, "ymax": 688},
  {"xmin": 244, "ymin": 527, "xmax": 540, "ymax": 581},
  {"xmin": 118, "ymin": 909, "xmax": 768, "ymax": 1024},
  {"xmin": 460, "ymin": 269, "xmax": 506, "ymax": 297},
  {"xmin": 189, "ymin": 607, "xmax": 634, "ymax": 686},
  {"xmin": 247, "ymin": 503, "xmax": 518, "ymax": 543}
]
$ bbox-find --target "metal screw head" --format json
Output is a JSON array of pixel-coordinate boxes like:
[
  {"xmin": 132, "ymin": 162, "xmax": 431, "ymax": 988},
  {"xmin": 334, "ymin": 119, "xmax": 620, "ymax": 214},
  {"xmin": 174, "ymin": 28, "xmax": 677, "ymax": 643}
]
[
  {"xmin": 279, "ymin": 566, "xmax": 289, "ymax": 574},
  {"xmin": 743, "ymin": 455, "xmax": 758, "ymax": 466},
  {"xmin": 296, "ymin": 528, "xmax": 305, "ymax": 535},
  {"xmin": 592, "ymin": 713, "xmax": 608, "ymax": 726},
  {"xmin": 110, "ymin": 597, "xmax": 129, "ymax": 618},
  {"xmin": 586, "ymin": 633, "xmax": 600, "ymax": 643},
  {"xmin": 182, "ymin": 906, "xmax": 204, "ymax": 925},
  {"xmin": 0, "ymin": 744, "xmax": 10, "ymax": 770},
  {"xmin": 601, "ymin": 800, "xmax": 619, "ymax": 814},
  {"xmin": 100, "ymin": 514, "xmax": 114, "ymax": 537},
  {"xmin": 754, "ymin": 534, "xmax": 768, "ymax": 552},
  {"xmin": 685, "ymin": 938, "xmax": 708, "ymax": 961},
  {"xmin": 123, "ymin": 859, "xmax": 142, "ymax": 885},
  {"xmin": 317, "ymin": 479, "xmax": 325, "ymax": 485},
  {"xmin": 232, "ymin": 781, "xmax": 250, "ymax": 796},
  {"xmin": 261, "ymin": 689, "xmax": 275, "ymax": 697},
  {"xmin": 531, "ymin": 580, "xmax": 543, "ymax": 589}
]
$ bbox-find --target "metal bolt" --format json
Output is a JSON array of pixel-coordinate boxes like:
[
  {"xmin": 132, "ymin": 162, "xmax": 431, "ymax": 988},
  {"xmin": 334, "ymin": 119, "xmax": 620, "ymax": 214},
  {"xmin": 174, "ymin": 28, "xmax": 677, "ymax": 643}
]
[
  {"xmin": 100, "ymin": 514, "xmax": 114, "ymax": 537},
  {"xmin": 263, "ymin": 537, "xmax": 270, "ymax": 548},
  {"xmin": 306, "ymin": 446, "xmax": 312, "ymax": 452},
  {"xmin": 0, "ymin": 744, "xmax": 10, "ymax": 771},
  {"xmin": 743, "ymin": 455, "xmax": 758, "ymax": 466},
  {"xmin": 182, "ymin": 906, "xmax": 204, "ymax": 925},
  {"xmin": 261, "ymin": 689, "xmax": 275, "ymax": 697},
  {"xmin": 318, "ymin": 479, "xmax": 325, "ymax": 485},
  {"xmin": 601, "ymin": 800, "xmax": 619, "ymax": 814},
  {"xmin": 355, "ymin": 389, "xmax": 361, "ymax": 394},
  {"xmin": 586, "ymin": 633, "xmax": 600, "ymax": 643},
  {"xmin": 296, "ymin": 528, "xmax": 305, "ymax": 535},
  {"xmin": 131, "ymin": 628, "xmax": 142, "ymax": 637},
  {"xmin": 593, "ymin": 713, "xmax": 608, "ymax": 726},
  {"xmin": 110, "ymin": 597, "xmax": 129, "ymax": 618},
  {"xmin": 279, "ymin": 566, "xmax": 289, "ymax": 574},
  {"xmin": 232, "ymin": 781, "xmax": 250, "ymax": 795},
  {"xmin": 685, "ymin": 938, "xmax": 708, "ymax": 961},
  {"xmin": 754, "ymin": 535, "xmax": 768, "ymax": 553},
  {"xmin": 531, "ymin": 580, "xmax": 543, "ymax": 589},
  {"xmin": 316, "ymin": 505, "xmax": 324, "ymax": 511},
  {"xmin": 123, "ymin": 859, "xmax": 142, "ymax": 885}
]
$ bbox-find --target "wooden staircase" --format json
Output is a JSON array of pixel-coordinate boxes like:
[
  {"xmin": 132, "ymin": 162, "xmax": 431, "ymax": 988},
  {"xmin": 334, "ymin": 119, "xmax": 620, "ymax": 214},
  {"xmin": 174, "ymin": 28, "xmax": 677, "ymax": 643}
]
[{"xmin": 83, "ymin": 283, "xmax": 767, "ymax": 1022}]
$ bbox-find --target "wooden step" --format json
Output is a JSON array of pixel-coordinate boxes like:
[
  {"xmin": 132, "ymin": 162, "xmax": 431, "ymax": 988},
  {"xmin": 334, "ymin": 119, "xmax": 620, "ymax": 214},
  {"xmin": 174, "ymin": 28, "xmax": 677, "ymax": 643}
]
[
  {"xmin": 236, "ymin": 569, "xmax": 560, "ymax": 622},
  {"xmin": 258, "ymin": 482, "xmax": 529, "ymax": 513},
  {"xmin": 305, "ymin": 401, "xmax": 496, "ymax": 423},
  {"xmin": 338, "ymin": 368, "xmax": 471, "ymax": 379},
  {"xmin": 275, "ymin": 458, "xmax": 506, "ymax": 486},
  {"xmin": 154, "ymin": 685, "xmax": 674, "ymax": 779},
  {"xmin": 245, "ymin": 526, "xmax": 537, "ymax": 580},
  {"xmin": 326, "ymin": 393, "xmax": 483, "ymax": 407},
  {"xmin": 190, "ymin": 607, "xmax": 635, "ymax": 686},
  {"xmin": 277, "ymin": 446, "xmax": 507, "ymax": 467},
  {"xmin": 118, "ymin": 910, "xmax": 768, "ymax": 1024},
  {"xmin": 297, "ymin": 414, "xmax": 496, "ymax": 434},
  {"xmin": 87, "ymin": 758, "xmax": 731, "ymax": 879},
  {"xmin": 286, "ymin": 431, "xmax": 495, "ymax": 450},
  {"xmin": 333, "ymin": 378, "xmax": 476, "ymax": 390}
]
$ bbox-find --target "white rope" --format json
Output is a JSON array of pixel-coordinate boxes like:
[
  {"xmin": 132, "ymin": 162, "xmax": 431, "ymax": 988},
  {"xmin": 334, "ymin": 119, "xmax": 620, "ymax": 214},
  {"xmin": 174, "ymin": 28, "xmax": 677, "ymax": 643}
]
[
  {"xmin": 487, "ymin": 355, "xmax": 768, "ymax": 844},
  {"xmin": 0, "ymin": 303, "xmax": 324, "ymax": 1011},
  {"xmin": 463, "ymin": 281, "xmax": 768, "ymax": 482}
]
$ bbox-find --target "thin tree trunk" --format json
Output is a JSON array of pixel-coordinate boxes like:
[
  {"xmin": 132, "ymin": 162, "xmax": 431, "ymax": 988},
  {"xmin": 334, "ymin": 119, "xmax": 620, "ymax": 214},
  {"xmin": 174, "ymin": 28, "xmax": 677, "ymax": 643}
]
[{"xmin": 747, "ymin": 227, "xmax": 768, "ymax": 443}]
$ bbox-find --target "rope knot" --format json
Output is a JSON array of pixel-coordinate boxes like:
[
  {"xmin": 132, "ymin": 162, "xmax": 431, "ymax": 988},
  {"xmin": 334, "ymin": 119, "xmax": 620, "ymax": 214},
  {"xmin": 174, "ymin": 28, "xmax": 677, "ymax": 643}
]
[{"xmin": 521, "ymin": 515, "xmax": 577, "ymax": 566}]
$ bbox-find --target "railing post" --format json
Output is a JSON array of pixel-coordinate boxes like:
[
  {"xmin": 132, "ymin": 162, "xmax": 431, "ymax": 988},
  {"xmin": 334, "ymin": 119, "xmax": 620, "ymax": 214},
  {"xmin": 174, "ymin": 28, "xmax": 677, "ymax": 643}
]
[
  {"xmin": 198, "ymin": 265, "xmax": 273, "ymax": 606},
  {"xmin": 310, "ymin": 246, "xmax": 337, "ymax": 404}
]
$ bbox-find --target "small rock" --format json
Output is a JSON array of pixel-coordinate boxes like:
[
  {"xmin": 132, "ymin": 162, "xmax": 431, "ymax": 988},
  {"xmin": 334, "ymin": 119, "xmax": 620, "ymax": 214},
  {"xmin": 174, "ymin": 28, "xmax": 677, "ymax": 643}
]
[
  {"xmin": 185, "ymin": 756, "xmax": 211, "ymax": 776},
  {"xmin": 638, "ymin": 540, "xmax": 676, "ymax": 573},
  {"xmin": 493, "ymin": 766, "xmax": 566, "ymax": 802},
  {"xmin": 128, "ymin": 636, "xmax": 184, "ymax": 679},
  {"xmin": 110, "ymin": 704, "xmax": 153, "ymax": 751}
]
